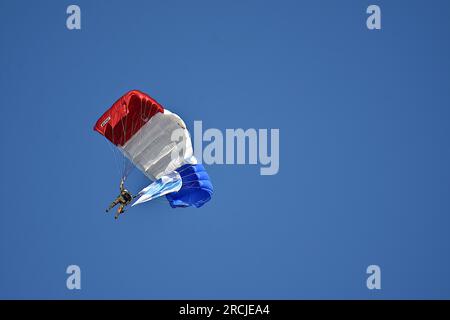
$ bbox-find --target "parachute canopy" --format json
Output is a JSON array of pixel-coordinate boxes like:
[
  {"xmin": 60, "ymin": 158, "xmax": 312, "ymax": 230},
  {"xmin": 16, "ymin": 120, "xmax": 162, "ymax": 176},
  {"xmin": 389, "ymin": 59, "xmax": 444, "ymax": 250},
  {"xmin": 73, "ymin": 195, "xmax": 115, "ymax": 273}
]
[
  {"xmin": 94, "ymin": 90, "xmax": 164, "ymax": 147},
  {"xmin": 94, "ymin": 90, "xmax": 194, "ymax": 181},
  {"xmin": 94, "ymin": 90, "xmax": 213, "ymax": 209},
  {"xmin": 132, "ymin": 171, "xmax": 182, "ymax": 207},
  {"xmin": 166, "ymin": 164, "xmax": 213, "ymax": 208}
]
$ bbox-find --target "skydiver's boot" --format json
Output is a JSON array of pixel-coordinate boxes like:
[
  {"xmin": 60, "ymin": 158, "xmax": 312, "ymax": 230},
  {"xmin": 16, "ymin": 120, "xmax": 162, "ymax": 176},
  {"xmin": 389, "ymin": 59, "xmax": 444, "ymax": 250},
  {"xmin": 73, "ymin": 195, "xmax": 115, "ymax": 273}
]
[{"xmin": 115, "ymin": 205, "xmax": 125, "ymax": 219}]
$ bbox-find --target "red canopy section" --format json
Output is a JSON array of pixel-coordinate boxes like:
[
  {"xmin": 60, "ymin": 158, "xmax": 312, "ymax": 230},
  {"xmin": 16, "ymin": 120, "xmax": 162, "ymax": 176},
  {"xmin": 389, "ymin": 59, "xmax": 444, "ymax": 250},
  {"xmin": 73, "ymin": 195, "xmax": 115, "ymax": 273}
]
[{"xmin": 94, "ymin": 90, "xmax": 164, "ymax": 146}]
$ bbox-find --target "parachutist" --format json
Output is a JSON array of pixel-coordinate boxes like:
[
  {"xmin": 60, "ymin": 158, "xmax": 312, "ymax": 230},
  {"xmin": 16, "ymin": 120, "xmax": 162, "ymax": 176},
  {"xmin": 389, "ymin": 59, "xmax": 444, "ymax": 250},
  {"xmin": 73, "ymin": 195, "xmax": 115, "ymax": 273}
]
[{"xmin": 106, "ymin": 178, "xmax": 133, "ymax": 219}]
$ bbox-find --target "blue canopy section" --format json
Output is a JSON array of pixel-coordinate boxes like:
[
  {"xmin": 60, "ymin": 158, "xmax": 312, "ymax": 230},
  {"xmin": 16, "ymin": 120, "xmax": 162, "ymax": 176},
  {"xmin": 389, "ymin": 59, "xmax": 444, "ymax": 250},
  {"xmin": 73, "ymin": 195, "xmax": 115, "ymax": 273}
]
[{"xmin": 166, "ymin": 164, "xmax": 213, "ymax": 208}]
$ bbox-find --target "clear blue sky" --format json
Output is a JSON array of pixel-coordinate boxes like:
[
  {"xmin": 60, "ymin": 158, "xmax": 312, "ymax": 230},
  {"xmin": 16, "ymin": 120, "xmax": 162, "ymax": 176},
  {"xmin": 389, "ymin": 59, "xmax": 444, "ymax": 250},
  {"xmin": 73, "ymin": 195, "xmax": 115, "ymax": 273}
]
[{"xmin": 1, "ymin": 0, "xmax": 450, "ymax": 299}]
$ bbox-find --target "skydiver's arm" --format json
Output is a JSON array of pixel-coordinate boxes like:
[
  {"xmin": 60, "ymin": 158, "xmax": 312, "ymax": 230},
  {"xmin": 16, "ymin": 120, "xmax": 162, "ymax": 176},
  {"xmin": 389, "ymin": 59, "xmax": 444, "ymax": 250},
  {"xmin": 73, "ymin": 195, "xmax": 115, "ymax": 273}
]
[{"xmin": 120, "ymin": 179, "xmax": 124, "ymax": 191}]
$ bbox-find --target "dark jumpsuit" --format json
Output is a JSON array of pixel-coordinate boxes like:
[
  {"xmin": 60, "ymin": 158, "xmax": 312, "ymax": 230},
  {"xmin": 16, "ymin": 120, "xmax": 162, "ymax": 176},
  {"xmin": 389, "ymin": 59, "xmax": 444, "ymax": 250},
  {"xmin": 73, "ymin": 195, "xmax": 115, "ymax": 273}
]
[{"xmin": 106, "ymin": 181, "xmax": 133, "ymax": 219}]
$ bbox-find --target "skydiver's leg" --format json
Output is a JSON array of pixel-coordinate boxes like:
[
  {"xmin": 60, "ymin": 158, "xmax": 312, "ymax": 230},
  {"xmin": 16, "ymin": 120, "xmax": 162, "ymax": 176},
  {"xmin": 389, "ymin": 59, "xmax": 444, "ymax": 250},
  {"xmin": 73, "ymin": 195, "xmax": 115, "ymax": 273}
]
[
  {"xmin": 115, "ymin": 205, "xmax": 125, "ymax": 219},
  {"xmin": 106, "ymin": 199, "xmax": 120, "ymax": 212}
]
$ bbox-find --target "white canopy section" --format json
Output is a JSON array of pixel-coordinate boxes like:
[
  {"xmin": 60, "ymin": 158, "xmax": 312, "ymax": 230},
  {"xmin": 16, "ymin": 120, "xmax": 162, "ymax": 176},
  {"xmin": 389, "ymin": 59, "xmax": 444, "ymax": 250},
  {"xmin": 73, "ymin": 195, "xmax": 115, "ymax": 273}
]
[{"xmin": 119, "ymin": 110, "xmax": 195, "ymax": 180}]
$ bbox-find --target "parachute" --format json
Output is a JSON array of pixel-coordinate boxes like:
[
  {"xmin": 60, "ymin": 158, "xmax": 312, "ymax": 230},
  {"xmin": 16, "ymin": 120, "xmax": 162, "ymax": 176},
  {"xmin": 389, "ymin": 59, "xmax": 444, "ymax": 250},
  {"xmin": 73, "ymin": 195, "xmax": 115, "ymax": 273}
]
[
  {"xmin": 132, "ymin": 171, "xmax": 182, "ymax": 207},
  {"xmin": 166, "ymin": 164, "xmax": 213, "ymax": 208},
  {"xmin": 94, "ymin": 90, "xmax": 213, "ymax": 209}
]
